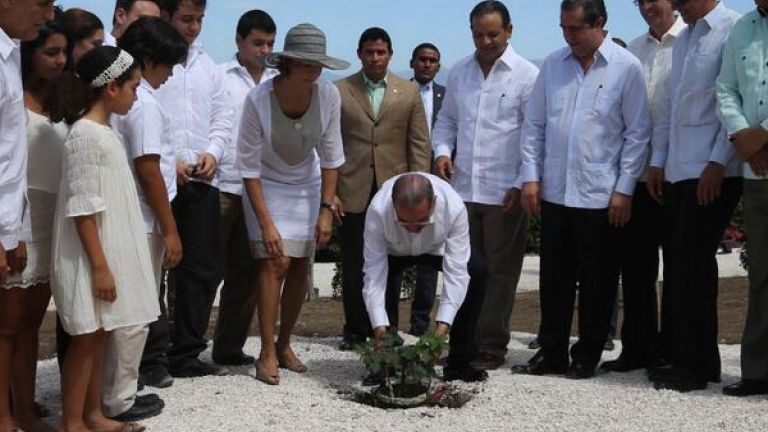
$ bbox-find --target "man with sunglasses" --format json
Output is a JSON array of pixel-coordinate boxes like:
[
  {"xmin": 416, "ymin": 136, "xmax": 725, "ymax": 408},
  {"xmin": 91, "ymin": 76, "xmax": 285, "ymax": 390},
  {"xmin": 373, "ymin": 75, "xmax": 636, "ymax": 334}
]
[
  {"xmin": 362, "ymin": 172, "xmax": 488, "ymax": 382},
  {"xmin": 647, "ymin": 0, "xmax": 741, "ymax": 392}
]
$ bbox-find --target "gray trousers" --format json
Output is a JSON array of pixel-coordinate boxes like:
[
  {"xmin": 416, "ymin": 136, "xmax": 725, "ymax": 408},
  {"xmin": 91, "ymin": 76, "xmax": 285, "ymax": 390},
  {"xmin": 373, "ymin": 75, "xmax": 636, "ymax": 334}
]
[
  {"xmin": 741, "ymin": 179, "xmax": 768, "ymax": 380},
  {"xmin": 102, "ymin": 231, "xmax": 163, "ymax": 416},
  {"xmin": 466, "ymin": 202, "xmax": 528, "ymax": 358},
  {"xmin": 212, "ymin": 192, "xmax": 257, "ymax": 360}
]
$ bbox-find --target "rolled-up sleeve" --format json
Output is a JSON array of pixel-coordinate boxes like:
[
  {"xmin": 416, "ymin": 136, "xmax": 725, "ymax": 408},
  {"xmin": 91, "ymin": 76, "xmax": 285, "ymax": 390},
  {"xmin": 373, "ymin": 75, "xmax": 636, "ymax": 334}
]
[
  {"xmin": 318, "ymin": 85, "xmax": 345, "ymax": 169},
  {"xmin": 435, "ymin": 208, "xmax": 470, "ymax": 325},
  {"xmin": 520, "ymin": 70, "xmax": 548, "ymax": 183},
  {"xmin": 64, "ymin": 136, "xmax": 106, "ymax": 218},
  {"xmin": 362, "ymin": 207, "xmax": 390, "ymax": 328},
  {"xmin": 616, "ymin": 63, "xmax": 651, "ymax": 196},
  {"xmin": 237, "ymin": 95, "xmax": 264, "ymax": 180}
]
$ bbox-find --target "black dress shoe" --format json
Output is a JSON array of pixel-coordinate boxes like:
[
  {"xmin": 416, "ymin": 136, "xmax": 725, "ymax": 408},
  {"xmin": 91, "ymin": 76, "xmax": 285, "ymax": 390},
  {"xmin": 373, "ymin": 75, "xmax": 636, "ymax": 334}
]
[
  {"xmin": 338, "ymin": 335, "xmax": 365, "ymax": 351},
  {"xmin": 528, "ymin": 337, "xmax": 541, "ymax": 350},
  {"xmin": 170, "ymin": 359, "xmax": 228, "ymax": 378},
  {"xmin": 722, "ymin": 379, "xmax": 768, "ymax": 397},
  {"xmin": 444, "ymin": 365, "xmax": 489, "ymax": 382},
  {"xmin": 135, "ymin": 393, "xmax": 163, "ymax": 409},
  {"xmin": 600, "ymin": 356, "xmax": 647, "ymax": 373},
  {"xmin": 212, "ymin": 352, "xmax": 256, "ymax": 366},
  {"xmin": 140, "ymin": 367, "xmax": 174, "ymax": 388},
  {"xmin": 110, "ymin": 398, "xmax": 164, "ymax": 422},
  {"xmin": 647, "ymin": 362, "xmax": 676, "ymax": 383},
  {"xmin": 565, "ymin": 362, "xmax": 595, "ymax": 380},
  {"xmin": 511, "ymin": 352, "xmax": 568, "ymax": 376},
  {"xmin": 653, "ymin": 373, "xmax": 708, "ymax": 393}
]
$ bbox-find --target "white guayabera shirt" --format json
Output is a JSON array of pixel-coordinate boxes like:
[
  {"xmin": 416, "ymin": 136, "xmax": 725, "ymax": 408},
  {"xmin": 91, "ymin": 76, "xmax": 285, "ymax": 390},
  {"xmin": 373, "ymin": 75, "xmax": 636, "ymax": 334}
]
[
  {"xmin": 520, "ymin": 36, "xmax": 651, "ymax": 209},
  {"xmin": 651, "ymin": 2, "xmax": 742, "ymax": 183},
  {"xmin": 627, "ymin": 16, "xmax": 685, "ymax": 182},
  {"xmin": 432, "ymin": 46, "xmax": 538, "ymax": 205},
  {"xmin": 362, "ymin": 173, "xmax": 470, "ymax": 329}
]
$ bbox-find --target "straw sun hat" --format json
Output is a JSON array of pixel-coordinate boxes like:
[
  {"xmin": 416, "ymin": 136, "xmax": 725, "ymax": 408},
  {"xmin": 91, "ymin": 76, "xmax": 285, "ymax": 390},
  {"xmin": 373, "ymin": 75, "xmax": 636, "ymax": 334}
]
[{"xmin": 260, "ymin": 23, "xmax": 350, "ymax": 70}]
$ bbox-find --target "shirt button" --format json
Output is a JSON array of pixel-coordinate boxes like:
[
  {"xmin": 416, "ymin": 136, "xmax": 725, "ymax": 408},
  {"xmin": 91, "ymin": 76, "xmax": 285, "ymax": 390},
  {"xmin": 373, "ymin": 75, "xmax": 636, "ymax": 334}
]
[{"xmin": 761, "ymin": 101, "xmax": 765, "ymax": 106}]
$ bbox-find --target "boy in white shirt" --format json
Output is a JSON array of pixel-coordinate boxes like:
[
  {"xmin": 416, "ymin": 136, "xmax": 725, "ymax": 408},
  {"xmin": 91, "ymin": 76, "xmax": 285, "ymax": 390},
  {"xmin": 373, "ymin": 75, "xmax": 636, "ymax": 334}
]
[{"xmin": 157, "ymin": 0, "xmax": 233, "ymax": 378}]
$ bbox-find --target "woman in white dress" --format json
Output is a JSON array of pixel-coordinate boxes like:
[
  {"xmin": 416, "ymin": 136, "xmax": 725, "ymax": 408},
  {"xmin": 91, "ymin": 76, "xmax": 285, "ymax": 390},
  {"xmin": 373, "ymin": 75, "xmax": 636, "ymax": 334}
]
[
  {"xmin": 44, "ymin": 46, "xmax": 157, "ymax": 432},
  {"xmin": 238, "ymin": 23, "xmax": 348, "ymax": 385},
  {"xmin": 0, "ymin": 19, "xmax": 68, "ymax": 432}
]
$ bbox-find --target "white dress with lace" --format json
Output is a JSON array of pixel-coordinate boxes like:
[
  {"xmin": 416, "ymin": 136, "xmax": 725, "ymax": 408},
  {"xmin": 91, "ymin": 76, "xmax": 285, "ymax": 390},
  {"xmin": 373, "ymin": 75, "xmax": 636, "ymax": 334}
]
[
  {"xmin": 50, "ymin": 119, "xmax": 159, "ymax": 335},
  {"xmin": 2, "ymin": 110, "xmax": 67, "ymax": 289}
]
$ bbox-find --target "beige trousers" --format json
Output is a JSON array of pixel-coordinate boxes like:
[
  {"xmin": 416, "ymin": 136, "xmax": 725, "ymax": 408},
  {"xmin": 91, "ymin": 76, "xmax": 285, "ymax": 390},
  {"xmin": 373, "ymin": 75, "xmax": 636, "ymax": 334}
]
[{"xmin": 101, "ymin": 230, "xmax": 164, "ymax": 416}]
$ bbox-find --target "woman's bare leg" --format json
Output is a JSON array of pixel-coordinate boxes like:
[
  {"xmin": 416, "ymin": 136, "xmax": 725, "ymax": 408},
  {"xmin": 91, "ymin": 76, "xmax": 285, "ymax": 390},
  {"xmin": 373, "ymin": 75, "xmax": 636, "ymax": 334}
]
[
  {"xmin": 11, "ymin": 283, "xmax": 53, "ymax": 431},
  {"xmin": 255, "ymin": 257, "xmax": 290, "ymax": 379},
  {"xmin": 276, "ymin": 258, "xmax": 309, "ymax": 365}
]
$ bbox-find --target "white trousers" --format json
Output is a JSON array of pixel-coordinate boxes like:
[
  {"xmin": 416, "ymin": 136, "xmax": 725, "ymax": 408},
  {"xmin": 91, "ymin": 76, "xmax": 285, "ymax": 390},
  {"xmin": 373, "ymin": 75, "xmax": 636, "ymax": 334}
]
[{"xmin": 101, "ymin": 230, "xmax": 164, "ymax": 416}]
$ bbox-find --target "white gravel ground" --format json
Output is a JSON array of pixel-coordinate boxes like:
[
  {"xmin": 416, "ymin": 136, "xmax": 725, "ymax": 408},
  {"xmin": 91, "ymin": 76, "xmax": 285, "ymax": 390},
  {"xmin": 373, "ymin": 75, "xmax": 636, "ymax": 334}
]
[{"xmin": 34, "ymin": 331, "xmax": 768, "ymax": 432}]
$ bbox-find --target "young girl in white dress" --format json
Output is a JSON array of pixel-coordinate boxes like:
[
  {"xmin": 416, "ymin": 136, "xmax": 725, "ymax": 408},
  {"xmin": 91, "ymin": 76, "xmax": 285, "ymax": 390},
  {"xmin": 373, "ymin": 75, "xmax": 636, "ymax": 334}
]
[{"xmin": 44, "ymin": 46, "xmax": 159, "ymax": 432}]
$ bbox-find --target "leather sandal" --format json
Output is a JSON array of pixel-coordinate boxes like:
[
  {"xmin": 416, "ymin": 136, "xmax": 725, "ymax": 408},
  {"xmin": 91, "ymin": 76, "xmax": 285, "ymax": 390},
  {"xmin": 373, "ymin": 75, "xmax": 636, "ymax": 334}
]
[{"xmin": 255, "ymin": 359, "xmax": 280, "ymax": 385}]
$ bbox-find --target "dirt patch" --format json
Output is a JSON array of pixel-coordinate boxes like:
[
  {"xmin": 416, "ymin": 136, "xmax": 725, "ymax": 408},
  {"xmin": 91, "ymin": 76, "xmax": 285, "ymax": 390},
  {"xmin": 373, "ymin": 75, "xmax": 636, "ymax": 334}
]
[{"xmin": 37, "ymin": 277, "xmax": 749, "ymax": 360}]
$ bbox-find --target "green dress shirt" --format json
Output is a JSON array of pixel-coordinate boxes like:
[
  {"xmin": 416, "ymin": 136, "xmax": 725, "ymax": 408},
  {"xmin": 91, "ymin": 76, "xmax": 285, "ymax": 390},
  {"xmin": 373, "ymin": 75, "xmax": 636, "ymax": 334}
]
[
  {"xmin": 363, "ymin": 73, "xmax": 388, "ymax": 118},
  {"xmin": 717, "ymin": 8, "xmax": 768, "ymax": 179}
]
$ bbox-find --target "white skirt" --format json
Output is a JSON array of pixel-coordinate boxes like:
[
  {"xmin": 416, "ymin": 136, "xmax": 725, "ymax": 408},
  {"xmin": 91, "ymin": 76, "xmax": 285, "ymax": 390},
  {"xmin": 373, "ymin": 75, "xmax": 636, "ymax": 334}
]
[
  {"xmin": 243, "ymin": 179, "xmax": 320, "ymax": 258},
  {"xmin": 2, "ymin": 189, "xmax": 56, "ymax": 289}
]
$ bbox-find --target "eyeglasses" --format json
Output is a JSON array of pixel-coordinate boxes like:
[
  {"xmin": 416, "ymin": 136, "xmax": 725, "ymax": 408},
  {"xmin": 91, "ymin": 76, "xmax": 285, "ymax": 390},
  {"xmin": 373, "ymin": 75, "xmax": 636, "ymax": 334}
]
[
  {"xmin": 633, "ymin": 0, "xmax": 676, "ymax": 5},
  {"xmin": 393, "ymin": 197, "xmax": 436, "ymax": 229}
]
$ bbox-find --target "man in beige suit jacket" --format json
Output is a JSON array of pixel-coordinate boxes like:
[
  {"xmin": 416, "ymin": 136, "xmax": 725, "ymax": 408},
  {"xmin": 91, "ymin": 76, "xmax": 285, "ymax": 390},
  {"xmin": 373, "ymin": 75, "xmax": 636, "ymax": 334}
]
[{"xmin": 333, "ymin": 27, "xmax": 431, "ymax": 351}]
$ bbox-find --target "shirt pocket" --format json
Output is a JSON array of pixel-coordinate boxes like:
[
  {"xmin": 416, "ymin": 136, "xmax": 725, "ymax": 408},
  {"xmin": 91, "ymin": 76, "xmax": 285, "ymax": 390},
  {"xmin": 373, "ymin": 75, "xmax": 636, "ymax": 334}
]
[
  {"xmin": 592, "ymin": 86, "xmax": 621, "ymax": 119},
  {"xmin": 579, "ymin": 161, "xmax": 616, "ymax": 199},
  {"xmin": 546, "ymin": 86, "xmax": 569, "ymax": 118},
  {"xmin": 495, "ymin": 88, "xmax": 520, "ymax": 125}
]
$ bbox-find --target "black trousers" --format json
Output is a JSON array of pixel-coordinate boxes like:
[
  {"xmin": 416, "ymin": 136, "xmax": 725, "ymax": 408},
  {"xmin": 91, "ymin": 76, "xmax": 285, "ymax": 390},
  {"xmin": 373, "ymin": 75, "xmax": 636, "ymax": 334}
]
[
  {"xmin": 140, "ymin": 271, "xmax": 171, "ymax": 373},
  {"xmin": 661, "ymin": 178, "xmax": 742, "ymax": 380},
  {"xmin": 408, "ymin": 265, "xmax": 439, "ymax": 335},
  {"xmin": 538, "ymin": 201, "xmax": 620, "ymax": 369},
  {"xmin": 616, "ymin": 183, "xmax": 662, "ymax": 364},
  {"xmin": 168, "ymin": 181, "xmax": 221, "ymax": 369},
  {"xmin": 339, "ymin": 211, "xmax": 399, "ymax": 339},
  {"xmin": 387, "ymin": 253, "xmax": 486, "ymax": 368}
]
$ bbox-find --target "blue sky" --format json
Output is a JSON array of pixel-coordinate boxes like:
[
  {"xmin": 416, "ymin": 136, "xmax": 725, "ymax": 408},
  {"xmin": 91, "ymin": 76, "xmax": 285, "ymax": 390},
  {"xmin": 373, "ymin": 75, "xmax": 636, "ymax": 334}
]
[{"xmin": 58, "ymin": 0, "xmax": 758, "ymax": 77}]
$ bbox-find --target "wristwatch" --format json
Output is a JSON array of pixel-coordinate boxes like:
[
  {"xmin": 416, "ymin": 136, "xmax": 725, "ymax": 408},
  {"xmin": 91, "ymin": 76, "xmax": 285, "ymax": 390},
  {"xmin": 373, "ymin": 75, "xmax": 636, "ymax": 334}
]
[{"xmin": 320, "ymin": 201, "xmax": 336, "ymax": 212}]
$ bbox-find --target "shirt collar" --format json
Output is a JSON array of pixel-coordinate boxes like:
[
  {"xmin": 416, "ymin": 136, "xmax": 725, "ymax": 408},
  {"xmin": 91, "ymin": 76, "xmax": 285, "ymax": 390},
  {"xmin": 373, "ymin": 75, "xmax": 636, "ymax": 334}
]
[
  {"xmin": 647, "ymin": 15, "xmax": 685, "ymax": 43},
  {"xmin": 363, "ymin": 72, "xmax": 388, "ymax": 88},
  {"xmin": 419, "ymin": 80, "xmax": 433, "ymax": 92},
  {"xmin": 139, "ymin": 78, "xmax": 155, "ymax": 94},
  {"xmin": 474, "ymin": 44, "xmax": 517, "ymax": 71},
  {"xmin": 698, "ymin": 1, "xmax": 728, "ymax": 30},
  {"xmin": 563, "ymin": 34, "xmax": 615, "ymax": 64},
  {"xmin": 0, "ymin": 27, "xmax": 19, "ymax": 61},
  {"xmin": 224, "ymin": 54, "xmax": 244, "ymax": 73}
]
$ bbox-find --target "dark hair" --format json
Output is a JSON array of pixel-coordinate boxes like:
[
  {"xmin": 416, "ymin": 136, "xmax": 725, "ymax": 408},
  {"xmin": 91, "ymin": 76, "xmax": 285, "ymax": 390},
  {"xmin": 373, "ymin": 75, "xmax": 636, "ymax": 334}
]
[
  {"xmin": 560, "ymin": 0, "xmax": 608, "ymax": 27},
  {"xmin": 161, "ymin": 0, "xmax": 207, "ymax": 17},
  {"xmin": 469, "ymin": 1, "xmax": 512, "ymax": 28},
  {"xmin": 118, "ymin": 16, "xmax": 188, "ymax": 67},
  {"xmin": 21, "ymin": 9, "xmax": 67, "ymax": 86},
  {"xmin": 236, "ymin": 9, "xmax": 276, "ymax": 39},
  {"xmin": 61, "ymin": 8, "xmax": 104, "ymax": 67},
  {"xmin": 113, "ymin": 0, "xmax": 163, "ymax": 25},
  {"xmin": 357, "ymin": 27, "xmax": 392, "ymax": 54},
  {"xmin": 611, "ymin": 37, "xmax": 626, "ymax": 48},
  {"xmin": 44, "ymin": 46, "xmax": 139, "ymax": 125},
  {"xmin": 411, "ymin": 43, "xmax": 440, "ymax": 61}
]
